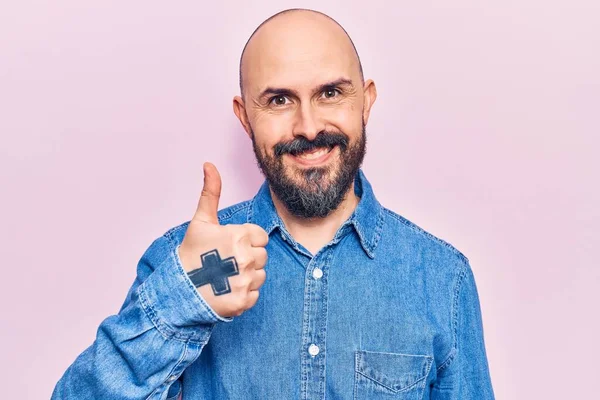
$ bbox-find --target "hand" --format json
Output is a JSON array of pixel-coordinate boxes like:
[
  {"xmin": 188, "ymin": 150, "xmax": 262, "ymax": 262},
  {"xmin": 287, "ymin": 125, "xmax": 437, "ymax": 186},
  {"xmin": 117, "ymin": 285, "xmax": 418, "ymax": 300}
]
[{"xmin": 178, "ymin": 162, "xmax": 269, "ymax": 318}]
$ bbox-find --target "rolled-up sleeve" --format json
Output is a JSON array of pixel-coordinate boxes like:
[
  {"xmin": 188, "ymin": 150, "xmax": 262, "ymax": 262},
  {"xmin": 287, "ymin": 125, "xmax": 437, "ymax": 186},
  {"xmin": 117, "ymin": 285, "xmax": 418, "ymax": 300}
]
[{"xmin": 52, "ymin": 229, "xmax": 230, "ymax": 400}]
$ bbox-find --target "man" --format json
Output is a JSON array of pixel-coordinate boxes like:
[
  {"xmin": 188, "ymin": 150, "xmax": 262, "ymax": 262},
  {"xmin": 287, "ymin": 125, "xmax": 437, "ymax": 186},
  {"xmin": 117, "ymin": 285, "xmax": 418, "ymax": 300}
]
[{"xmin": 53, "ymin": 8, "xmax": 495, "ymax": 400}]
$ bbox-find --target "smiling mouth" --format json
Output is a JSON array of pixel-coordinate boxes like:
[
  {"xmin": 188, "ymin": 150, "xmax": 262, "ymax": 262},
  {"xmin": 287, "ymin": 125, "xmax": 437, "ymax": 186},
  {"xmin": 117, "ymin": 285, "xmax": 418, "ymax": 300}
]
[
  {"xmin": 294, "ymin": 146, "xmax": 333, "ymax": 160},
  {"xmin": 288, "ymin": 145, "xmax": 336, "ymax": 165}
]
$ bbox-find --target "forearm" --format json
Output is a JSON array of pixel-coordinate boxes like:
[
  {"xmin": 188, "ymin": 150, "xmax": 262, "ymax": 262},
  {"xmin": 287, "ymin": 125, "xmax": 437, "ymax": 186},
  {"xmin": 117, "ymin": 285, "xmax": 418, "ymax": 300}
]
[
  {"xmin": 52, "ymin": 305, "xmax": 210, "ymax": 399},
  {"xmin": 52, "ymin": 234, "xmax": 229, "ymax": 399}
]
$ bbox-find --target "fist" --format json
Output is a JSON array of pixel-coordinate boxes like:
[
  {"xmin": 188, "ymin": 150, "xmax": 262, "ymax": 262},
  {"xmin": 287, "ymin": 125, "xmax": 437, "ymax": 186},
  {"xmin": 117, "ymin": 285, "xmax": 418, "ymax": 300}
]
[{"xmin": 178, "ymin": 162, "xmax": 269, "ymax": 318}]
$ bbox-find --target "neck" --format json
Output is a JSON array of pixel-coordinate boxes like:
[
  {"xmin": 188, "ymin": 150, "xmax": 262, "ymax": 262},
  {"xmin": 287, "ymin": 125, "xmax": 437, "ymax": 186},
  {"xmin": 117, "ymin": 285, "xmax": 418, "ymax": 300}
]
[{"xmin": 270, "ymin": 183, "xmax": 360, "ymax": 255}]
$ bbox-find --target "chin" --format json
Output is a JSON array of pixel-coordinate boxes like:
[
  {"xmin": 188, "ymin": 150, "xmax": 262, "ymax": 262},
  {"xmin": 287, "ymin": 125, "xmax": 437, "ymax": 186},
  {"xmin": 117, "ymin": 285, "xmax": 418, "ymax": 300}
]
[{"xmin": 289, "ymin": 163, "xmax": 337, "ymax": 183}]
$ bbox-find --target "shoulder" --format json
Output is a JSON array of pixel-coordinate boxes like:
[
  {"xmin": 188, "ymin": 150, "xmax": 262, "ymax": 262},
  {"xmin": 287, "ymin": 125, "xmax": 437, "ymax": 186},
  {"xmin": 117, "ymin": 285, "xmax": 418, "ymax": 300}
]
[{"xmin": 379, "ymin": 206, "xmax": 470, "ymax": 275}]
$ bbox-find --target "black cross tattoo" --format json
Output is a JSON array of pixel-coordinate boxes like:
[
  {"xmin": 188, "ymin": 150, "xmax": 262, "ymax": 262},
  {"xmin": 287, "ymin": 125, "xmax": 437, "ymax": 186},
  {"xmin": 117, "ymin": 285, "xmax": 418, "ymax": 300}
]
[{"xmin": 186, "ymin": 249, "xmax": 239, "ymax": 296}]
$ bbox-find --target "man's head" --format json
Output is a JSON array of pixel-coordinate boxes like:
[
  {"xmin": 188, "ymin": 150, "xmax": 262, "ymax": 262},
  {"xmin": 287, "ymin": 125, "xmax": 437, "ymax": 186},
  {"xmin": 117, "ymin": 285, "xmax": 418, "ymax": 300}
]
[{"xmin": 233, "ymin": 8, "xmax": 377, "ymax": 218}]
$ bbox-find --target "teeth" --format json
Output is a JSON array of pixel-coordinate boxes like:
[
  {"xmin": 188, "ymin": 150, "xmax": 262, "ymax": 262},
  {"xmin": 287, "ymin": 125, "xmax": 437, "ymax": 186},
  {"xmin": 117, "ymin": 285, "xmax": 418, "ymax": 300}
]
[{"xmin": 297, "ymin": 147, "xmax": 329, "ymax": 160}]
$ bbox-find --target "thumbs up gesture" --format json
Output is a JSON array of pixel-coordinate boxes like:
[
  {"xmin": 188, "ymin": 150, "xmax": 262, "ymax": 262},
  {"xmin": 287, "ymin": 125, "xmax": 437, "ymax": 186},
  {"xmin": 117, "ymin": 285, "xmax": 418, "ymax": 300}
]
[{"xmin": 178, "ymin": 163, "xmax": 269, "ymax": 318}]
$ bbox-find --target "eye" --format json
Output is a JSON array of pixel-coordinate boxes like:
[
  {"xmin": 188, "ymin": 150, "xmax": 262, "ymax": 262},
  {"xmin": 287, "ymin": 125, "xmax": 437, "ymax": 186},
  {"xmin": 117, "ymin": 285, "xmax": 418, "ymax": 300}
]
[
  {"xmin": 322, "ymin": 88, "xmax": 340, "ymax": 99},
  {"xmin": 269, "ymin": 95, "xmax": 290, "ymax": 106}
]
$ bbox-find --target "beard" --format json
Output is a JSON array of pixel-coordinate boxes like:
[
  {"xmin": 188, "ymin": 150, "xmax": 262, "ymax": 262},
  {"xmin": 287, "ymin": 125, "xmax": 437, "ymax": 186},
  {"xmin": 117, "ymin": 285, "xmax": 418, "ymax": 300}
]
[{"xmin": 251, "ymin": 124, "xmax": 367, "ymax": 219}]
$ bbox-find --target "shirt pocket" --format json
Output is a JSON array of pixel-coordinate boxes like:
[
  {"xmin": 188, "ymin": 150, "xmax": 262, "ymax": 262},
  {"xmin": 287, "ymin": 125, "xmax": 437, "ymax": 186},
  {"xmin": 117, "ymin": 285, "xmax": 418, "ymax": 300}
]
[{"xmin": 354, "ymin": 350, "xmax": 433, "ymax": 400}]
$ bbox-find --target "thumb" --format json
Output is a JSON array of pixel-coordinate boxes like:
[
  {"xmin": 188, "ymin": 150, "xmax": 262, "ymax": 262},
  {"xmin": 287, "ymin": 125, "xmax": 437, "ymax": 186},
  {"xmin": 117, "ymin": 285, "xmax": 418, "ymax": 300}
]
[{"xmin": 194, "ymin": 162, "xmax": 222, "ymax": 224}]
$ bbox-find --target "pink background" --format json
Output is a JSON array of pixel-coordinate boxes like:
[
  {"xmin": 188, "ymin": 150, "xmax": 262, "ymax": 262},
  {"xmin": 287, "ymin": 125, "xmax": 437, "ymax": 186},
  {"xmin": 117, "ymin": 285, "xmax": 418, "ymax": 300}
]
[{"xmin": 1, "ymin": 1, "xmax": 598, "ymax": 398}]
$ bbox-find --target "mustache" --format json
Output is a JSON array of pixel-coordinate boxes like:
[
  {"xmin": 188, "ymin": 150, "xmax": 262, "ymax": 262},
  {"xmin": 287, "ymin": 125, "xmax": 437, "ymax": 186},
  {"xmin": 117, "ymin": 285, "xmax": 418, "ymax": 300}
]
[{"xmin": 273, "ymin": 131, "xmax": 349, "ymax": 157}]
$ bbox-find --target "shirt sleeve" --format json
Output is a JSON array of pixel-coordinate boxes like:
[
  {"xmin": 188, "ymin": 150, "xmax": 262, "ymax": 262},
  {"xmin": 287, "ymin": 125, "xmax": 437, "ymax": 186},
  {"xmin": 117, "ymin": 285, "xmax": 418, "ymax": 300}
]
[
  {"xmin": 430, "ymin": 261, "xmax": 495, "ymax": 399},
  {"xmin": 52, "ymin": 230, "xmax": 232, "ymax": 400}
]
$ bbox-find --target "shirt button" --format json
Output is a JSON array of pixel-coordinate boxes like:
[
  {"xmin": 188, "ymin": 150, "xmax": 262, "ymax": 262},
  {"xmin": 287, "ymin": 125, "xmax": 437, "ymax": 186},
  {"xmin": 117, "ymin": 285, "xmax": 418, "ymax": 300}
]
[
  {"xmin": 312, "ymin": 268, "xmax": 323, "ymax": 279},
  {"xmin": 167, "ymin": 375, "xmax": 176, "ymax": 382},
  {"xmin": 308, "ymin": 344, "xmax": 320, "ymax": 356}
]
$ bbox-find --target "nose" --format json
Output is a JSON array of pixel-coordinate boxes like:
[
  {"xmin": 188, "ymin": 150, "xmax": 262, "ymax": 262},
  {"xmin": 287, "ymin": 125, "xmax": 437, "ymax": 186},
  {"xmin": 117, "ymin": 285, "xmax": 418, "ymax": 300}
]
[{"xmin": 292, "ymin": 102, "xmax": 325, "ymax": 141}]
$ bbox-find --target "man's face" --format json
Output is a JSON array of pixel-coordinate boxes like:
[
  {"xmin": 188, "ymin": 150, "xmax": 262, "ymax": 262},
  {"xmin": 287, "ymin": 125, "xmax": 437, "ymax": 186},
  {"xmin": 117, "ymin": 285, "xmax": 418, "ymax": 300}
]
[
  {"xmin": 251, "ymin": 122, "xmax": 366, "ymax": 218},
  {"xmin": 235, "ymin": 12, "xmax": 376, "ymax": 218}
]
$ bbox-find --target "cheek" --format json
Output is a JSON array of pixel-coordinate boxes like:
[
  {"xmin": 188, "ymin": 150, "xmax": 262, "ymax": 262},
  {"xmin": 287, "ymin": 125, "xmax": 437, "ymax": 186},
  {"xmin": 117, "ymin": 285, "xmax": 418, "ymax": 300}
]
[
  {"xmin": 326, "ymin": 105, "xmax": 363, "ymax": 136},
  {"xmin": 252, "ymin": 113, "xmax": 294, "ymax": 150}
]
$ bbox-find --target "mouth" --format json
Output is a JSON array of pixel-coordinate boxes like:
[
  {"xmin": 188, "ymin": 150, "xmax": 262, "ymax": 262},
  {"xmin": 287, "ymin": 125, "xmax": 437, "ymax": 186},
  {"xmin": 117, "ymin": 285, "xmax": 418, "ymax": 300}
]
[{"xmin": 288, "ymin": 145, "xmax": 336, "ymax": 166}]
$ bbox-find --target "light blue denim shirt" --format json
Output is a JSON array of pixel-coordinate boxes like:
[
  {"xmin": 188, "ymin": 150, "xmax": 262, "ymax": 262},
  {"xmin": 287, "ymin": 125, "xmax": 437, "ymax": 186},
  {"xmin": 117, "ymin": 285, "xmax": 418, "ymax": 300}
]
[{"xmin": 53, "ymin": 169, "xmax": 494, "ymax": 399}]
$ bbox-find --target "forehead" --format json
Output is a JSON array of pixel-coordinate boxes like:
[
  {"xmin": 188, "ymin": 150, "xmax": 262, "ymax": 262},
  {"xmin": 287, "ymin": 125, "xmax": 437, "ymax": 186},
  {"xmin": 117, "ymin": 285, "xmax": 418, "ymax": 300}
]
[{"xmin": 242, "ymin": 13, "xmax": 360, "ymax": 95}]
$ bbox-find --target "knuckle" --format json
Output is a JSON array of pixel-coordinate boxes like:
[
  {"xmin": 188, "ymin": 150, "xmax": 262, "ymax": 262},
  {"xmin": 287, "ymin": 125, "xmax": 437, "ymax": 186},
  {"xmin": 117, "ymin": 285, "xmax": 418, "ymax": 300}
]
[
  {"xmin": 236, "ymin": 254, "xmax": 252, "ymax": 268},
  {"xmin": 244, "ymin": 295, "xmax": 257, "ymax": 309},
  {"xmin": 239, "ymin": 223, "xmax": 253, "ymax": 235},
  {"xmin": 234, "ymin": 230, "xmax": 250, "ymax": 246},
  {"xmin": 258, "ymin": 248, "xmax": 268, "ymax": 260},
  {"xmin": 234, "ymin": 275, "xmax": 252, "ymax": 290},
  {"xmin": 238, "ymin": 297, "xmax": 249, "ymax": 312},
  {"xmin": 258, "ymin": 270, "xmax": 267, "ymax": 283},
  {"xmin": 250, "ymin": 291, "xmax": 260, "ymax": 306}
]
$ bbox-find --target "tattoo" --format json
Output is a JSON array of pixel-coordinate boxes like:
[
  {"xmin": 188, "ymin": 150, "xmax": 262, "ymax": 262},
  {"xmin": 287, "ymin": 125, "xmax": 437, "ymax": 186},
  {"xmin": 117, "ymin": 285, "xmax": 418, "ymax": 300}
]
[{"xmin": 186, "ymin": 249, "xmax": 239, "ymax": 296}]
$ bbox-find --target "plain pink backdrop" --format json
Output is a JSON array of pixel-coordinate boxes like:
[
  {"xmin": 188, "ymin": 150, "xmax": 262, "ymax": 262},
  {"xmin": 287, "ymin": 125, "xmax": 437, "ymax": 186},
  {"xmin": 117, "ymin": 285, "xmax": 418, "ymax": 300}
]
[{"xmin": 1, "ymin": 1, "xmax": 598, "ymax": 399}]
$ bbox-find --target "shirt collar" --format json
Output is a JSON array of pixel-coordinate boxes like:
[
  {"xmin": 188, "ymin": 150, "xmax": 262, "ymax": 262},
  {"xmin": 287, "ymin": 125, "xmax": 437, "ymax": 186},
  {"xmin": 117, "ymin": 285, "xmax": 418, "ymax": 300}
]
[{"xmin": 247, "ymin": 168, "xmax": 384, "ymax": 259}]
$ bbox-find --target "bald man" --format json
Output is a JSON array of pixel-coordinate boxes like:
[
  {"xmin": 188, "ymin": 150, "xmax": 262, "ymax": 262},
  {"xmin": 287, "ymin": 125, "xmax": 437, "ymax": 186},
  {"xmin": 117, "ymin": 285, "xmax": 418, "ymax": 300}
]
[{"xmin": 53, "ymin": 9, "xmax": 494, "ymax": 400}]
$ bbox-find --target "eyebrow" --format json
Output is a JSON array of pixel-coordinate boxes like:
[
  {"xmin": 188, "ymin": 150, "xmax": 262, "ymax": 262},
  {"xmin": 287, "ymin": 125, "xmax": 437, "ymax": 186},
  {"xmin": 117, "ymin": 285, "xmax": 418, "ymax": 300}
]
[{"xmin": 258, "ymin": 78, "xmax": 355, "ymax": 101}]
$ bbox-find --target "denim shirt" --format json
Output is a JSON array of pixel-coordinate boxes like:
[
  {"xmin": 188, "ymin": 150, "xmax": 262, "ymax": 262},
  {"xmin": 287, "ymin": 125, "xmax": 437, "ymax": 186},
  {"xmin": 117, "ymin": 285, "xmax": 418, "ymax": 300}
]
[{"xmin": 52, "ymin": 169, "xmax": 495, "ymax": 400}]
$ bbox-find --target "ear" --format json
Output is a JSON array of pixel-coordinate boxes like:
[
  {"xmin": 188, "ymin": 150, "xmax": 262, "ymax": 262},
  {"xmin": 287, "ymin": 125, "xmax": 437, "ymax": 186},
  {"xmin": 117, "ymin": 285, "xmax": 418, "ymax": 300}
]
[
  {"xmin": 233, "ymin": 96, "xmax": 252, "ymax": 139},
  {"xmin": 361, "ymin": 79, "xmax": 377, "ymax": 125}
]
